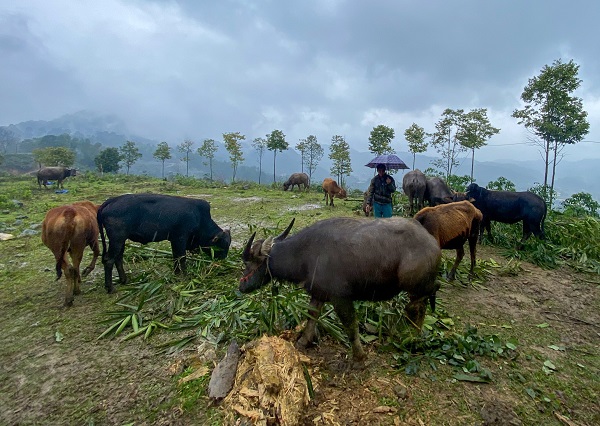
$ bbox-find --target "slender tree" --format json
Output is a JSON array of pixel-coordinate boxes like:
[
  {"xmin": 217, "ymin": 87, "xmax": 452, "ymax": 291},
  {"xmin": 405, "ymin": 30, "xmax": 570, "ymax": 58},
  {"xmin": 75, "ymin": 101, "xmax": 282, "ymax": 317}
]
[
  {"xmin": 266, "ymin": 129, "xmax": 288, "ymax": 183},
  {"xmin": 456, "ymin": 109, "xmax": 500, "ymax": 182},
  {"xmin": 302, "ymin": 135, "xmax": 323, "ymax": 181},
  {"xmin": 430, "ymin": 108, "xmax": 465, "ymax": 179},
  {"xmin": 198, "ymin": 138, "xmax": 218, "ymax": 181},
  {"xmin": 295, "ymin": 139, "xmax": 308, "ymax": 173},
  {"xmin": 177, "ymin": 139, "xmax": 194, "ymax": 177},
  {"xmin": 329, "ymin": 135, "xmax": 353, "ymax": 187},
  {"xmin": 404, "ymin": 123, "xmax": 428, "ymax": 169},
  {"xmin": 512, "ymin": 59, "xmax": 589, "ymax": 205},
  {"xmin": 119, "ymin": 140, "xmax": 142, "ymax": 175},
  {"xmin": 368, "ymin": 125, "xmax": 395, "ymax": 156},
  {"xmin": 223, "ymin": 132, "xmax": 245, "ymax": 183},
  {"xmin": 251, "ymin": 137, "xmax": 267, "ymax": 184},
  {"xmin": 153, "ymin": 141, "xmax": 172, "ymax": 179}
]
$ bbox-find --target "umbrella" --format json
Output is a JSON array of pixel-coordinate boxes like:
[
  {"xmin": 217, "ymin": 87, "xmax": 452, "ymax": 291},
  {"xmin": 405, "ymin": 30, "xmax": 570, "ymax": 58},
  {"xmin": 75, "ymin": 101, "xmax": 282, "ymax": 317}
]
[{"xmin": 365, "ymin": 154, "xmax": 409, "ymax": 170}]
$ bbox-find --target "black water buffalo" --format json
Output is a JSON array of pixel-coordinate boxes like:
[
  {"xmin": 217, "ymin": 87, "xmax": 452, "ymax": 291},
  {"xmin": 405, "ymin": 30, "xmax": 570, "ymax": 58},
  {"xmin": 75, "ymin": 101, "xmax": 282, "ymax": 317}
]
[
  {"xmin": 37, "ymin": 167, "xmax": 77, "ymax": 189},
  {"xmin": 465, "ymin": 183, "xmax": 546, "ymax": 246},
  {"xmin": 424, "ymin": 177, "xmax": 459, "ymax": 206},
  {"xmin": 239, "ymin": 217, "xmax": 441, "ymax": 362},
  {"xmin": 98, "ymin": 194, "xmax": 231, "ymax": 293},
  {"xmin": 402, "ymin": 169, "xmax": 427, "ymax": 215},
  {"xmin": 283, "ymin": 173, "xmax": 309, "ymax": 191}
]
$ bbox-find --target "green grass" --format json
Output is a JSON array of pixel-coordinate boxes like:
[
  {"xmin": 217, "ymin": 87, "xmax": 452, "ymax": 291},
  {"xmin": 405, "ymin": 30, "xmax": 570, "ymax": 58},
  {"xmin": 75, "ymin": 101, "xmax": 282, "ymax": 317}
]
[{"xmin": 1, "ymin": 173, "xmax": 598, "ymax": 425}]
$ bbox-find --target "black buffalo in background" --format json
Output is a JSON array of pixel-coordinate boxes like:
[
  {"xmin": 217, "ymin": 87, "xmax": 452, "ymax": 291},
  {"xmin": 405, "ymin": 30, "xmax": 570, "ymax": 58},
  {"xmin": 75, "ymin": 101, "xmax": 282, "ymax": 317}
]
[
  {"xmin": 97, "ymin": 194, "xmax": 231, "ymax": 293},
  {"xmin": 37, "ymin": 167, "xmax": 77, "ymax": 189},
  {"xmin": 466, "ymin": 183, "xmax": 546, "ymax": 247},
  {"xmin": 283, "ymin": 173, "xmax": 309, "ymax": 191}
]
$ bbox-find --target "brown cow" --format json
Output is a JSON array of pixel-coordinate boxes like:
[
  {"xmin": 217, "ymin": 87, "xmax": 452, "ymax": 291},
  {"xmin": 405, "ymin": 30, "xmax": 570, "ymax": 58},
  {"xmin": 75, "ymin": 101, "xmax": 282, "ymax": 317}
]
[
  {"xmin": 41, "ymin": 201, "xmax": 100, "ymax": 306},
  {"xmin": 322, "ymin": 178, "xmax": 347, "ymax": 206},
  {"xmin": 414, "ymin": 200, "xmax": 483, "ymax": 281}
]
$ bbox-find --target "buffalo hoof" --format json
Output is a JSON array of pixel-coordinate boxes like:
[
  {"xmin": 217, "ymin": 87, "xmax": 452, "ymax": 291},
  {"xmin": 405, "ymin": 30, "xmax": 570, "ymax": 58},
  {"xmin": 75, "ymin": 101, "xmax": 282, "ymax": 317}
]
[
  {"xmin": 105, "ymin": 286, "xmax": 116, "ymax": 294},
  {"xmin": 64, "ymin": 298, "xmax": 74, "ymax": 307}
]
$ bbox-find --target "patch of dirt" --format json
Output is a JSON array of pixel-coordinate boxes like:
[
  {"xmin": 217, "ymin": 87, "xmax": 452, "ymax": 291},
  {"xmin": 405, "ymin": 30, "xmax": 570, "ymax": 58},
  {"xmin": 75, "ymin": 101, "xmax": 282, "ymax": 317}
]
[{"xmin": 287, "ymin": 204, "xmax": 322, "ymax": 211}]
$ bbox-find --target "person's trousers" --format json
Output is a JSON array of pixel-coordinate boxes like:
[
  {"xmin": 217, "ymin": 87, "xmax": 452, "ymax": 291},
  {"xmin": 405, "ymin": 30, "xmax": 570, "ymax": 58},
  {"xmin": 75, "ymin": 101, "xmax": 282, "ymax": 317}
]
[{"xmin": 373, "ymin": 202, "xmax": 392, "ymax": 218}]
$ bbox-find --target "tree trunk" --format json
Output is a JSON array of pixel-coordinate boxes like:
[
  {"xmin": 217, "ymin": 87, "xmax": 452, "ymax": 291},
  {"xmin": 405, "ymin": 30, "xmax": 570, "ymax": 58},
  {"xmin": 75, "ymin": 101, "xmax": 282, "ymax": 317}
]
[
  {"xmin": 470, "ymin": 148, "xmax": 475, "ymax": 183},
  {"xmin": 258, "ymin": 157, "xmax": 262, "ymax": 185},
  {"xmin": 412, "ymin": 153, "xmax": 416, "ymax": 170},
  {"xmin": 162, "ymin": 161, "xmax": 165, "ymax": 179},
  {"xmin": 273, "ymin": 151, "xmax": 277, "ymax": 183},
  {"xmin": 543, "ymin": 138, "xmax": 550, "ymax": 200},
  {"xmin": 550, "ymin": 139, "xmax": 559, "ymax": 207}
]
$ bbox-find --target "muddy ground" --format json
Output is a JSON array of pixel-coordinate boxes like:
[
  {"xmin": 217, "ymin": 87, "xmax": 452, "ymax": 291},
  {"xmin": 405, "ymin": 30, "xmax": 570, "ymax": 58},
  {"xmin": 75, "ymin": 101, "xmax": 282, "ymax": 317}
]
[{"xmin": 1, "ymin": 239, "xmax": 599, "ymax": 425}]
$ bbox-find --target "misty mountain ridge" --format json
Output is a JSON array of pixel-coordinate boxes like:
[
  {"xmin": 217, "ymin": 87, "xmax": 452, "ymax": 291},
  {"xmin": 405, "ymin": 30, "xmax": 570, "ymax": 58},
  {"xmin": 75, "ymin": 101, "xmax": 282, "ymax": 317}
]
[{"xmin": 2, "ymin": 110, "xmax": 597, "ymax": 202}]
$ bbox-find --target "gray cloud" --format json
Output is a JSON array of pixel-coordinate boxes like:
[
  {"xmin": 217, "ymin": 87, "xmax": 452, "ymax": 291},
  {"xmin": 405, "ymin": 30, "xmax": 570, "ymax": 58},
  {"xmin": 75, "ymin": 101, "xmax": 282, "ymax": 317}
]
[{"xmin": 1, "ymin": 0, "xmax": 599, "ymax": 161}]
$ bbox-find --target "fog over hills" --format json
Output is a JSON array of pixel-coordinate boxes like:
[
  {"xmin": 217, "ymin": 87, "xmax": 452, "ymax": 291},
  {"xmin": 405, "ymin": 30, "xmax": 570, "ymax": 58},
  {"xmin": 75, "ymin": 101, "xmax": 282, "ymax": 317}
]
[{"xmin": 1, "ymin": 111, "xmax": 597, "ymax": 202}]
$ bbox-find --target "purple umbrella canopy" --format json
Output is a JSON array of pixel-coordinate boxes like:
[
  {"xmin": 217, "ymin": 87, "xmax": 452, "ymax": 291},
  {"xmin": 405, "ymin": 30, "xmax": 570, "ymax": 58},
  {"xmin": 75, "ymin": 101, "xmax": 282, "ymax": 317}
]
[{"xmin": 365, "ymin": 154, "xmax": 409, "ymax": 170}]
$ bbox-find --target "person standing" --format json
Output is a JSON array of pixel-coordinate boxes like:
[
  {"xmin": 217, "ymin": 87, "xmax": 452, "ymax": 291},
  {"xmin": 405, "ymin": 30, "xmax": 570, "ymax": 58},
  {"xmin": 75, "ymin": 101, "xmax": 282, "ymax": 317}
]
[{"xmin": 365, "ymin": 164, "xmax": 396, "ymax": 218}]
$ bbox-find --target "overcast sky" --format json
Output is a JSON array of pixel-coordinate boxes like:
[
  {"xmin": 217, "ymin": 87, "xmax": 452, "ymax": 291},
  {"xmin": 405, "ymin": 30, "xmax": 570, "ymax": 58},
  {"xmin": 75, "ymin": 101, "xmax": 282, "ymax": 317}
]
[{"xmin": 2, "ymin": 0, "xmax": 599, "ymax": 162}]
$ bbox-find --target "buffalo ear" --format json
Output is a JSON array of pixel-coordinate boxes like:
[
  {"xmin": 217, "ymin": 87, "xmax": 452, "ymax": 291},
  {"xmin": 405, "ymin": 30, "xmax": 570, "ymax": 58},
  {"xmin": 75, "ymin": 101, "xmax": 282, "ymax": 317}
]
[
  {"xmin": 274, "ymin": 218, "xmax": 295, "ymax": 242},
  {"xmin": 243, "ymin": 232, "xmax": 256, "ymax": 261}
]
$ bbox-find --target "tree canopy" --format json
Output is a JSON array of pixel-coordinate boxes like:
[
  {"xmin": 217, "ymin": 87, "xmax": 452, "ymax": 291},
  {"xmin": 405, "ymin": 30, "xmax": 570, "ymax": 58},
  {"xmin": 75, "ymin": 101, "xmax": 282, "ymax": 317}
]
[
  {"xmin": 266, "ymin": 129, "xmax": 288, "ymax": 183},
  {"xmin": 512, "ymin": 59, "xmax": 589, "ymax": 204},
  {"xmin": 95, "ymin": 147, "xmax": 121, "ymax": 173},
  {"xmin": 153, "ymin": 141, "xmax": 172, "ymax": 179},
  {"xmin": 198, "ymin": 138, "xmax": 218, "ymax": 181},
  {"xmin": 119, "ymin": 140, "xmax": 142, "ymax": 175},
  {"xmin": 177, "ymin": 139, "xmax": 195, "ymax": 177},
  {"xmin": 368, "ymin": 125, "xmax": 395, "ymax": 156},
  {"xmin": 329, "ymin": 135, "xmax": 352, "ymax": 187},
  {"xmin": 404, "ymin": 123, "xmax": 428, "ymax": 170},
  {"xmin": 251, "ymin": 137, "xmax": 267, "ymax": 184},
  {"xmin": 223, "ymin": 132, "xmax": 245, "ymax": 183},
  {"xmin": 32, "ymin": 146, "xmax": 76, "ymax": 168},
  {"xmin": 456, "ymin": 108, "xmax": 500, "ymax": 182}
]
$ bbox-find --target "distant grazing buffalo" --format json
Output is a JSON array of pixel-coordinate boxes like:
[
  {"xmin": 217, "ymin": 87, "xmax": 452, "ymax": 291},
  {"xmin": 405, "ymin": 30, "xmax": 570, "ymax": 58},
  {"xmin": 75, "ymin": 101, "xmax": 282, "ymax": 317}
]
[
  {"xmin": 97, "ymin": 194, "xmax": 231, "ymax": 293},
  {"xmin": 239, "ymin": 217, "xmax": 441, "ymax": 362},
  {"xmin": 466, "ymin": 183, "xmax": 546, "ymax": 247},
  {"xmin": 283, "ymin": 173, "xmax": 309, "ymax": 191},
  {"xmin": 37, "ymin": 167, "xmax": 77, "ymax": 189}
]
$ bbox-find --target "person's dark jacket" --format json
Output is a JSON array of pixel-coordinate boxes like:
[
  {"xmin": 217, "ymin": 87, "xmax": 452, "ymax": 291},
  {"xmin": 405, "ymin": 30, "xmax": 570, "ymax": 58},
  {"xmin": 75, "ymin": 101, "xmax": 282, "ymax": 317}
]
[{"xmin": 367, "ymin": 174, "xmax": 396, "ymax": 205}]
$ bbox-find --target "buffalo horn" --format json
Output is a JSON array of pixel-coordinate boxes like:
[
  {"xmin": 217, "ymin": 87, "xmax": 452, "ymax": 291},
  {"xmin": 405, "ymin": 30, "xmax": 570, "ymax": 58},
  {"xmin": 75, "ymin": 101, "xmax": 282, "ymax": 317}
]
[
  {"xmin": 260, "ymin": 236, "xmax": 274, "ymax": 255},
  {"xmin": 242, "ymin": 232, "xmax": 256, "ymax": 260},
  {"xmin": 274, "ymin": 218, "xmax": 295, "ymax": 242}
]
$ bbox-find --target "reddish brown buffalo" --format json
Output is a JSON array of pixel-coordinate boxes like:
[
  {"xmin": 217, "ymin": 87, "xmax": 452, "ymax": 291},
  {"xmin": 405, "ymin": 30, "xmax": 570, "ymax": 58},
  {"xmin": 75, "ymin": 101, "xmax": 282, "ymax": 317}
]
[
  {"xmin": 41, "ymin": 201, "xmax": 100, "ymax": 306},
  {"xmin": 322, "ymin": 178, "xmax": 347, "ymax": 206}
]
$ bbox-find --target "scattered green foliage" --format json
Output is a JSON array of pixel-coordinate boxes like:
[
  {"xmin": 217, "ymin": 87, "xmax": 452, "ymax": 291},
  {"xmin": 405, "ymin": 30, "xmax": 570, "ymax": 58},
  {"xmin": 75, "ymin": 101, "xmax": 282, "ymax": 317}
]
[{"xmin": 392, "ymin": 320, "xmax": 517, "ymax": 382}]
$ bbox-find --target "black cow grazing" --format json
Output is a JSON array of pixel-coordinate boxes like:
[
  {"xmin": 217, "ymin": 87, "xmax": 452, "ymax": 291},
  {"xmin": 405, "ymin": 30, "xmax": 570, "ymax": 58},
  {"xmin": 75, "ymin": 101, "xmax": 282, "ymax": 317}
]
[
  {"xmin": 37, "ymin": 167, "xmax": 77, "ymax": 189},
  {"xmin": 97, "ymin": 194, "xmax": 231, "ymax": 293},
  {"xmin": 283, "ymin": 173, "xmax": 309, "ymax": 191},
  {"xmin": 402, "ymin": 169, "xmax": 427, "ymax": 215},
  {"xmin": 424, "ymin": 177, "xmax": 461, "ymax": 206},
  {"xmin": 414, "ymin": 201, "xmax": 483, "ymax": 282},
  {"xmin": 239, "ymin": 217, "xmax": 441, "ymax": 362},
  {"xmin": 465, "ymin": 183, "xmax": 547, "ymax": 247}
]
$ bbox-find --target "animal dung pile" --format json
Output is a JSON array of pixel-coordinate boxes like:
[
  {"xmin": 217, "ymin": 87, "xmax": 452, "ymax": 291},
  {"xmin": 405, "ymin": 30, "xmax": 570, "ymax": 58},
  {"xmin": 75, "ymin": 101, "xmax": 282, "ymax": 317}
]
[{"xmin": 221, "ymin": 335, "xmax": 312, "ymax": 426}]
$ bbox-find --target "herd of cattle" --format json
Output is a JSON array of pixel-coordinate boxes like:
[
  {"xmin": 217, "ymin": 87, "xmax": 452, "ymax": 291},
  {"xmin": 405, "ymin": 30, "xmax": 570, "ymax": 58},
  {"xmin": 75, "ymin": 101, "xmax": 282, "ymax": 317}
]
[{"xmin": 38, "ymin": 166, "xmax": 546, "ymax": 361}]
